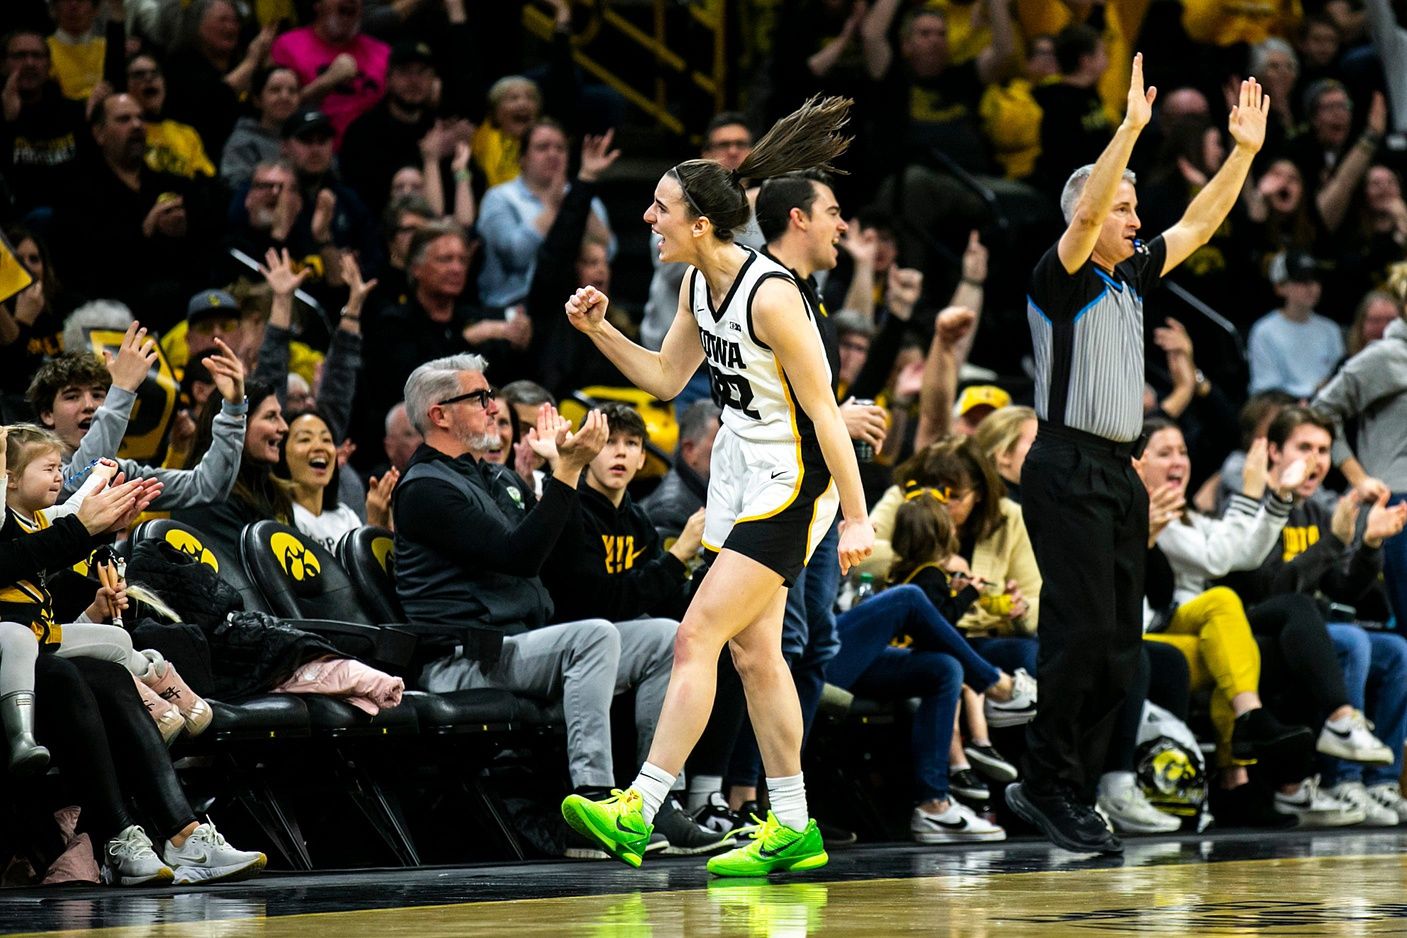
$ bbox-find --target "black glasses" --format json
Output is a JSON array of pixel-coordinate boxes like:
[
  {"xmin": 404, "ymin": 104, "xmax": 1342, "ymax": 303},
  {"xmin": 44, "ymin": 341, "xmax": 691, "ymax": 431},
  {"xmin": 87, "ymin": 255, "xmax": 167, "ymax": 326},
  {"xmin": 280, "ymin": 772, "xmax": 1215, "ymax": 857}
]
[{"xmin": 437, "ymin": 387, "xmax": 496, "ymax": 409}]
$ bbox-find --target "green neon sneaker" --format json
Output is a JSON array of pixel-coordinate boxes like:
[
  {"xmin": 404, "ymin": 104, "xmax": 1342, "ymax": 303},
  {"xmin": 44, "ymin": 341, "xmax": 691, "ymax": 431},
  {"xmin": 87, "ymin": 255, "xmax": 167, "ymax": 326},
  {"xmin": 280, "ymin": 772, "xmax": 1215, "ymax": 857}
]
[
  {"xmin": 706, "ymin": 811, "xmax": 828, "ymax": 877},
  {"xmin": 561, "ymin": 788, "xmax": 653, "ymax": 868}
]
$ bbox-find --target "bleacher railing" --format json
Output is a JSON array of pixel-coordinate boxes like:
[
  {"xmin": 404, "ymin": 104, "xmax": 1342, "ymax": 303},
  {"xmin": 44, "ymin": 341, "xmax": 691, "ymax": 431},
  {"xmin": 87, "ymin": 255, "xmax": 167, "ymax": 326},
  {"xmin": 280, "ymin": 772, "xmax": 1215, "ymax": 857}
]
[{"xmin": 522, "ymin": 0, "xmax": 727, "ymax": 137}]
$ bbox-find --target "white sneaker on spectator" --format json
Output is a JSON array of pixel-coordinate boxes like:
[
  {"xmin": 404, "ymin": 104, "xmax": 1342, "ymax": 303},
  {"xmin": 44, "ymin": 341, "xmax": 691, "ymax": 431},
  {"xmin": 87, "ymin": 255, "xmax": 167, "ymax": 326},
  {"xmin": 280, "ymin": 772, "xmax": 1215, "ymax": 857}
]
[
  {"xmin": 162, "ymin": 823, "xmax": 266, "ymax": 884},
  {"xmin": 102, "ymin": 825, "xmax": 174, "ymax": 886},
  {"xmin": 1365, "ymin": 783, "xmax": 1407, "ymax": 824},
  {"xmin": 1317, "ymin": 709, "xmax": 1393, "ymax": 764},
  {"xmin": 985, "ymin": 669, "xmax": 1037, "ymax": 728},
  {"xmin": 1327, "ymin": 781, "xmax": 1399, "ymax": 827},
  {"xmin": 910, "ymin": 801, "xmax": 1006, "ymax": 843},
  {"xmin": 1097, "ymin": 781, "xmax": 1181, "ymax": 834},
  {"xmin": 1274, "ymin": 777, "xmax": 1367, "ymax": 827}
]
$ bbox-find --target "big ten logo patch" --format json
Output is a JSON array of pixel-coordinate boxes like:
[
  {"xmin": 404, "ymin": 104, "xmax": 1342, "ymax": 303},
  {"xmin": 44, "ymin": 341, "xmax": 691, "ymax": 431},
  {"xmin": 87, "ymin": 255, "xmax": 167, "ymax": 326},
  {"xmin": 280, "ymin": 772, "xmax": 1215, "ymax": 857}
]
[
  {"xmin": 601, "ymin": 535, "xmax": 646, "ymax": 574},
  {"xmin": 80, "ymin": 328, "xmax": 179, "ymax": 464},
  {"xmin": 271, "ymin": 531, "xmax": 320, "ymax": 582},
  {"xmin": 165, "ymin": 529, "xmax": 219, "ymax": 571}
]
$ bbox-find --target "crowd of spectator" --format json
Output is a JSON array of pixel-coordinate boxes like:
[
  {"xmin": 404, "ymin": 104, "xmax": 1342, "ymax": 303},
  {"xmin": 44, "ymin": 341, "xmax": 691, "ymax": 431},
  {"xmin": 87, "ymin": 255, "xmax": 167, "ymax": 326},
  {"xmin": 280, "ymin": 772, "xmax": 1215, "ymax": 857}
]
[{"xmin": 2, "ymin": 0, "xmax": 1407, "ymax": 885}]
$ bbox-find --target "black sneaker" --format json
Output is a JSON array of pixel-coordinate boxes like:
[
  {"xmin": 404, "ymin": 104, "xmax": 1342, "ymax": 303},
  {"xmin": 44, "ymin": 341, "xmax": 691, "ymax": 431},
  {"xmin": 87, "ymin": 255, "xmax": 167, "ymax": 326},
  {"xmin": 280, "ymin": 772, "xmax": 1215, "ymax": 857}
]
[
  {"xmin": 816, "ymin": 818, "xmax": 858, "ymax": 846},
  {"xmin": 950, "ymin": 768, "xmax": 991, "ymax": 802},
  {"xmin": 694, "ymin": 794, "xmax": 759, "ymax": 842},
  {"xmin": 655, "ymin": 798, "xmax": 732, "ymax": 855},
  {"xmin": 964, "ymin": 744, "xmax": 1019, "ymax": 783},
  {"xmin": 1231, "ymin": 708, "xmax": 1314, "ymax": 763},
  {"xmin": 1004, "ymin": 782, "xmax": 1122, "ymax": 854}
]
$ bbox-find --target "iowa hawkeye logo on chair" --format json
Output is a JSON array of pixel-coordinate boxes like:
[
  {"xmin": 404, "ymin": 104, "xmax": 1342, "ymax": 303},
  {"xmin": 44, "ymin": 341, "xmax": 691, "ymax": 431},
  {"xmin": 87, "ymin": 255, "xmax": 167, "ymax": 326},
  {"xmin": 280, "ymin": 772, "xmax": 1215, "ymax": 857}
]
[
  {"xmin": 271, "ymin": 531, "xmax": 320, "ymax": 582},
  {"xmin": 164, "ymin": 530, "xmax": 219, "ymax": 571}
]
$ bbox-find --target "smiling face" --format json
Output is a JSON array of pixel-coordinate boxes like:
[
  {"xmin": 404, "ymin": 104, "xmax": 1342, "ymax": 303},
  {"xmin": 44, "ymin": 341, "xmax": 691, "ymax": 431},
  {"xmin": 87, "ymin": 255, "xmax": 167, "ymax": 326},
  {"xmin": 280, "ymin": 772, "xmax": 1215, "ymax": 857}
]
[
  {"xmin": 1092, "ymin": 180, "xmax": 1141, "ymax": 269},
  {"xmin": 8, "ymin": 444, "xmax": 64, "ymax": 513},
  {"xmin": 480, "ymin": 406, "xmax": 514, "ymax": 465},
  {"xmin": 586, "ymin": 430, "xmax": 646, "ymax": 499},
  {"xmin": 434, "ymin": 372, "xmax": 501, "ymax": 456},
  {"xmin": 284, "ymin": 413, "xmax": 337, "ymax": 491},
  {"xmin": 199, "ymin": 0, "xmax": 242, "ymax": 58},
  {"xmin": 1270, "ymin": 423, "xmax": 1332, "ymax": 499},
  {"xmin": 43, "ymin": 381, "xmax": 108, "ymax": 451},
  {"xmin": 801, "ymin": 182, "xmax": 847, "ymax": 273},
  {"xmin": 493, "ymin": 82, "xmax": 540, "ymax": 138},
  {"xmin": 1142, "ymin": 426, "xmax": 1191, "ymax": 497},
  {"xmin": 246, "ymin": 393, "xmax": 289, "ymax": 465}
]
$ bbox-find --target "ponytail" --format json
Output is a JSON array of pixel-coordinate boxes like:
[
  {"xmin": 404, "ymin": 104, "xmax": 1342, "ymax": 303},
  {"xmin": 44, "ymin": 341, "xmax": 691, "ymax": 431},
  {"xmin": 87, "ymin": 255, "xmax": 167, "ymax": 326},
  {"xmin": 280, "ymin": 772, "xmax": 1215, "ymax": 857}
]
[{"xmin": 672, "ymin": 95, "xmax": 853, "ymax": 242}]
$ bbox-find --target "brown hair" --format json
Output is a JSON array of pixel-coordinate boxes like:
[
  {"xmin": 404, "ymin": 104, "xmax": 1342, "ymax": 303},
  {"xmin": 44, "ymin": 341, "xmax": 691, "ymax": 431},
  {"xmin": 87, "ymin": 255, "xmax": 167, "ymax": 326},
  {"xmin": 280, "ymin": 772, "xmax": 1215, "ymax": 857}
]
[
  {"xmin": 25, "ymin": 352, "xmax": 112, "ymax": 419},
  {"xmin": 671, "ymin": 95, "xmax": 853, "ymax": 241},
  {"xmin": 5, "ymin": 424, "xmax": 65, "ymax": 482},
  {"xmin": 1266, "ymin": 405, "xmax": 1335, "ymax": 450},
  {"xmin": 894, "ymin": 436, "xmax": 1006, "ymax": 542},
  {"xmin": 888, "ymin": 490, "xmax": 958, "ymax": 584}
]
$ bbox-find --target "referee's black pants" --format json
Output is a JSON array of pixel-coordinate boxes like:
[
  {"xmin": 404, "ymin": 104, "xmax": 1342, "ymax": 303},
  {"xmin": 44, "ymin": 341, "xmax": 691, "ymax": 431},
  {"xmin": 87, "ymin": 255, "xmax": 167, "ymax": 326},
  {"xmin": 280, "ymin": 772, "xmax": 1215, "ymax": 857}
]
[{"xmin": 1020, "ymin": 423, "xmax": 1148, "ymax": 802}]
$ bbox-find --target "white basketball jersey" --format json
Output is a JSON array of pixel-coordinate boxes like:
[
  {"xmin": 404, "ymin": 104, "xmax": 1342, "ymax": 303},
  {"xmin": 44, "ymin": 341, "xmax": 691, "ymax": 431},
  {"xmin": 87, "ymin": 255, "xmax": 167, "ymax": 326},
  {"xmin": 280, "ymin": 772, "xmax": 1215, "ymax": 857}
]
[{"xmin": 689, "ymin": 248, "xmax": 830, "ymax": 446}]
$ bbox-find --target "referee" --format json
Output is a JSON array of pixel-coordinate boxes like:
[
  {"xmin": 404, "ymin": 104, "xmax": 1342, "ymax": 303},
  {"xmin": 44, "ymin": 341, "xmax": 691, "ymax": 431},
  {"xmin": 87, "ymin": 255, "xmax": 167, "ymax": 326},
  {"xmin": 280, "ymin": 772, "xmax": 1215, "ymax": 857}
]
[{"xmin": 1005, "ymin": 57, "xmax": 1269, "ymax": 853}]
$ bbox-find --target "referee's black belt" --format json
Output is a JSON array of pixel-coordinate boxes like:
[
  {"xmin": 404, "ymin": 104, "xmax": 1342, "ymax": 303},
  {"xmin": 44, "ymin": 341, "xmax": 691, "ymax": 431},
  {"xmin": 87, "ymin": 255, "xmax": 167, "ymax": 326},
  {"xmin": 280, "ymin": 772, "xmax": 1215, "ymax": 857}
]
[{"xmin": 1036, "ymin": 421, "xmax": 1148, "ymax": 460}]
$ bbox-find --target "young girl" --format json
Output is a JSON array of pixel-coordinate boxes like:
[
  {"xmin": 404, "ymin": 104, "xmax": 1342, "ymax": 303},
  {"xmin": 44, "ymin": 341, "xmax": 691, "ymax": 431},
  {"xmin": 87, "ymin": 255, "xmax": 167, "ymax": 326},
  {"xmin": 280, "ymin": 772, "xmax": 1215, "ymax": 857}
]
[
  {"xmin": 1, "ymin": 425, "xmax": 210, "ymax": 775},
  {"xmin": 822, "ymin": 488, "xmax": 1036, "ymax": 843}
]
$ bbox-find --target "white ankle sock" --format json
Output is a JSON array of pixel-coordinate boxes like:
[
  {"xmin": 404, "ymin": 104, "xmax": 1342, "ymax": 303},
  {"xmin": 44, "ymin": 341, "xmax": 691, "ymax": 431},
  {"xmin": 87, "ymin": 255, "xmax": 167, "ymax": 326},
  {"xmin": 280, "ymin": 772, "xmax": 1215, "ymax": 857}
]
[
  {"xmin": 766, "ymin": 773, "xmax": 808, "ymax": 831},
  {"xmin": 631, "ymin": 762, "xmax": 676, "ymax": 824},
  {"xmin": 686, "ymin": 774, "xmax": 722, "ymax": 811},
  {"xmin": 950, "ymin": 761, "xmax": 972, "ymax": 773}
]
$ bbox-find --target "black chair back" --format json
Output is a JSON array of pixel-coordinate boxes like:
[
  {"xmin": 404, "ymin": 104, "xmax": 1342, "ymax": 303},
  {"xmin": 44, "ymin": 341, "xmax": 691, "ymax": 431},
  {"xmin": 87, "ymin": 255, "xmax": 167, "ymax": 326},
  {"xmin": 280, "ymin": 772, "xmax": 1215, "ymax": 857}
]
[
  {"xmin": 132, "ymin": 518, "xmax": 269, "ymax": 613},
  {"xmin": 335, "ymin": 526, "xmax": 404, "ymax": 623},
  {"xmin": 240, "ymin": 521, "xmax": 372, "ymax": 624}
]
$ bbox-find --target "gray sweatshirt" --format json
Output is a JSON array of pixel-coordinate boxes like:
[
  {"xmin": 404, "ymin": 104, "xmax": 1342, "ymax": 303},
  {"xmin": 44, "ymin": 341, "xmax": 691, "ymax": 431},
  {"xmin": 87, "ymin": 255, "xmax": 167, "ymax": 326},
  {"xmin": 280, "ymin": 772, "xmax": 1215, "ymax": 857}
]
[
  {"xmin": 61, "ymin": 386, "xmax": 247, "ymax": 508},
  {"xmin": 1313, "ymin": 317, "xmax": 1407, "ymax": 491}
]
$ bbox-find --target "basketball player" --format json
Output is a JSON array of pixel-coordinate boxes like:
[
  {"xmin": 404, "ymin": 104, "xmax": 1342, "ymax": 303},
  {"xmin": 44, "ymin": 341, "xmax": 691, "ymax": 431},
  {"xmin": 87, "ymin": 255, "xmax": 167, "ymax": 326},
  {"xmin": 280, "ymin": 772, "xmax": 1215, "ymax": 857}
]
[{"xmin": 559, "ymin": 97, "xmax": 874, "ymax": 877}]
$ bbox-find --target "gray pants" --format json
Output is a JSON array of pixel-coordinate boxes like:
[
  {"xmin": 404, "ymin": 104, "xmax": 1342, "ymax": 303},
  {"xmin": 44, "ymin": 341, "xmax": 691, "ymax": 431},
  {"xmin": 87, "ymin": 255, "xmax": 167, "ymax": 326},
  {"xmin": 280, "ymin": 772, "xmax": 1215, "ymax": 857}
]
[
  {"xmin": 421, "ymin": 618, "xmax": 677, "ymax": 790},
  {"xmin": 0, "ymin": 621, "xmax": 148, "ymax": 697}
]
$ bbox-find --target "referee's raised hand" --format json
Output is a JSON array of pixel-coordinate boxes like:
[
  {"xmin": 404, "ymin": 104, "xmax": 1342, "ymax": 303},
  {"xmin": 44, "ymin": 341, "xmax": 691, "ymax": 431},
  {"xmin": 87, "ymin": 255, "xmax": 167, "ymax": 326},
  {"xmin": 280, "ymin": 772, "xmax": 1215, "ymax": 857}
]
[
  {"xmin": 1123, "ymin": 52, "xmax": 1156, "ymax": 131},
  {"xmin": 1228, "ymin": 76, "xmax": 1270, "ymax": 154}
]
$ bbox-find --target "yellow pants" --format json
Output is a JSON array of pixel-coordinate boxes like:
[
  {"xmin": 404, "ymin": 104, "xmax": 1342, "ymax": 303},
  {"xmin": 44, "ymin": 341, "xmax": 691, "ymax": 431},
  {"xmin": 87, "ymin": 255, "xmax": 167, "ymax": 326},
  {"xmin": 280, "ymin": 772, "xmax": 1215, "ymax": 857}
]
[{"xmin": 1145, "ymin": 587, "xmax": 1260, "ymax": 766}]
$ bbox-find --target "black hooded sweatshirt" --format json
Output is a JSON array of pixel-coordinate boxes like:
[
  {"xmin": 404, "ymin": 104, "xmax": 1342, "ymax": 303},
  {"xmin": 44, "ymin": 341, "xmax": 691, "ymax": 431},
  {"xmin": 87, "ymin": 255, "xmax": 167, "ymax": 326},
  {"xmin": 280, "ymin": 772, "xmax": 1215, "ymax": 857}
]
[{"xmin": 542, "ymin": 482, "xmax": 691, "ymax": 623}]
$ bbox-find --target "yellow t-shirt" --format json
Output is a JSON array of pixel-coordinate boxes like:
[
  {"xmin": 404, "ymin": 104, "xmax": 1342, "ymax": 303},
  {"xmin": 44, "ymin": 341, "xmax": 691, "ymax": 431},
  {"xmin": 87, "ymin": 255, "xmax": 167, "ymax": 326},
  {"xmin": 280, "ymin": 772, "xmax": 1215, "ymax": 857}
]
[
  {"xmin": 47, "ymin": 35, "xmax": 106, "ymax": 101},
  {"xmin": 980, "ymin": 77, "xmax": 1046, "ymax": 180},
  {"xmin": 144, "ymin": 120, "xmax": 216, "ymax": 178},
  {"xmin": 1181, "ymin": 0, "xmax": 1301, "ymax": 46},
  {"xmin": 472, "ymin": 123, "xmax": 522, "ymax": 189}
]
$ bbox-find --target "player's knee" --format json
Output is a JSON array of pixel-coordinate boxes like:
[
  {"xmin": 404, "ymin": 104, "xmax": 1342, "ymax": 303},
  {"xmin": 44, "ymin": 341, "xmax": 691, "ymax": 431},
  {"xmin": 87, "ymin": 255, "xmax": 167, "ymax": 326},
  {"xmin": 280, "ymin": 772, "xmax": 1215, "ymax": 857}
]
[{"xmin": 728, "ymin": 638, "xmax": 782, "ymax": 683}]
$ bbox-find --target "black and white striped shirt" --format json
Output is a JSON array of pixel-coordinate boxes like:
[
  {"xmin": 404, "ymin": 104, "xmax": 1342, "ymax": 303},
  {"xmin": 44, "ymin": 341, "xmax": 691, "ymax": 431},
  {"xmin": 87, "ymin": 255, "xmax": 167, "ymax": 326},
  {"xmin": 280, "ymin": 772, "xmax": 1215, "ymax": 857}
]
[{"xmin": 1026, "ymin": 236, "xmax": 1167, "ymax": 443}]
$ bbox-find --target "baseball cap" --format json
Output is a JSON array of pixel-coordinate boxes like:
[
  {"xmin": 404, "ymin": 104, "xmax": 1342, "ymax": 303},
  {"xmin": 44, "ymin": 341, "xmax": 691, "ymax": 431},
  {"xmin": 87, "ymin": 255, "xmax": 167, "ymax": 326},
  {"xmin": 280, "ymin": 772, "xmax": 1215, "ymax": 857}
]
[
  {"xmin": 282, "ymin": 109, "xmax": 334, "ymax": 141},
  {"xmin": 955, "ymin": 384, "xmax": 1012, "ymax": 417},
  {"xmin": 1269, "ymin": 250, "xmax": 1322, "ymax": 286},
  {"xmin": 186, "ymin": 289, "xmax": 239, "ymax": 324},
  {"xmin": 389, "ymin": 40, "xmax": 435, "ymax": 70}
]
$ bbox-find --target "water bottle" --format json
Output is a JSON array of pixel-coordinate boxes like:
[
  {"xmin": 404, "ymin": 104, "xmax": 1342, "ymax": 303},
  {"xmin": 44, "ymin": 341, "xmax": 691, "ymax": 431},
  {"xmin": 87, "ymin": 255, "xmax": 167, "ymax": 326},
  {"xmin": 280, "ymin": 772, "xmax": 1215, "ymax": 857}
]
[
  {"xmin": 852, "ymin": 399, "xmax": 875, "ymax": 462},
  {"xmin": 853, "ymin": 573, "xmax": 877, "ymax": 606}
]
